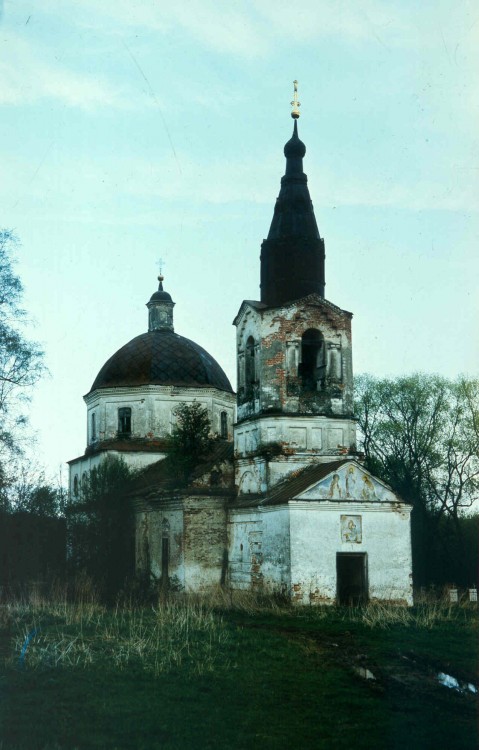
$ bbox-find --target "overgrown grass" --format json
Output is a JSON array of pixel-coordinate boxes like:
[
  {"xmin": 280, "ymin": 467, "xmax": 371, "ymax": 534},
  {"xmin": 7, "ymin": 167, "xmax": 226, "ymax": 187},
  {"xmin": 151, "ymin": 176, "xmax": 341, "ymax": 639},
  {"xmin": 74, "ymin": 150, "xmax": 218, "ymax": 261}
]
[
  {"xmin": 0, "ymin": 590, "xmax": 477, "ymax": 750},
  {"xmin": 4, "ymin": 597, "xmax": 229, "ymax": 676}
]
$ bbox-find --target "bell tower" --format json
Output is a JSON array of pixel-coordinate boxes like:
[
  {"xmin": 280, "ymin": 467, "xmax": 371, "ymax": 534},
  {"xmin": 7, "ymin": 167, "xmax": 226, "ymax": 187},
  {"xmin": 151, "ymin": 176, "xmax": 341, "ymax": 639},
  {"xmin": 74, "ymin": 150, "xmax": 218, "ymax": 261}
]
[{"xmin": 234, "ymin": 82, "xmax": 357, "ymax": 495}]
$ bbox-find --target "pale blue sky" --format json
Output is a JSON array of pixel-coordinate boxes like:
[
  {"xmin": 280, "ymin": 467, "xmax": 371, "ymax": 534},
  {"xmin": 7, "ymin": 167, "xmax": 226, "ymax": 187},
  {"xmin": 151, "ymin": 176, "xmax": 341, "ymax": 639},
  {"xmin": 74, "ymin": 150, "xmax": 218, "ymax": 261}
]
[{"xmin": 1, "ymin": 0, "xmax": 478, "ymax": 479}]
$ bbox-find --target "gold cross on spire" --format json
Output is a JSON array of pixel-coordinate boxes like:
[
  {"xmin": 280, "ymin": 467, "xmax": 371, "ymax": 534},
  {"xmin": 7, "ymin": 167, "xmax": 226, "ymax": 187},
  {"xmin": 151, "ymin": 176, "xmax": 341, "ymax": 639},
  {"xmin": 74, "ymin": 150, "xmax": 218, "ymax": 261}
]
[{"xmin": 291, "ymin": 80, "xmax": 300, "ymax": 119}]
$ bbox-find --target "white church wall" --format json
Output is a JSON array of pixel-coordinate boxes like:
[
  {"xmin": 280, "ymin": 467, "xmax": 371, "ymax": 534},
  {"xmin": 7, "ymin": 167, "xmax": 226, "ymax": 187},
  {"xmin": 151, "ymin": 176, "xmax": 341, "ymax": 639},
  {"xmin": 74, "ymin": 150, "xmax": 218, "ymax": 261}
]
[
  {"xmin": 259, "ymin": 507, "xmax": 291, "ymax": 593},
  {"xmin": 228, "ymin": 510, "xmax": 264, "ymax": 589},
  {"xmin": 234, "ymin": 415, "xmax": 357, "ymax": 492},
  {"xmin": 136, "ymin": 506, "xmax": 185, "ymax": 589},
  {"xmin": 235, "ymin": 457, "xmax": 268, "ymax": 495},
  {"xmin": 85, "ymin": 385, "xmax": 235, "ymax": 445},
  {"xmin": 289, "ymin": 502, "xmax": 413, "ymax": 605},
  {"xmin": 364, "ymin": 508, "xmax": 413, "ymax": 603},
  {"xmin": 228, "ymin": 507, "xmax": 290, "ymax": 594}
]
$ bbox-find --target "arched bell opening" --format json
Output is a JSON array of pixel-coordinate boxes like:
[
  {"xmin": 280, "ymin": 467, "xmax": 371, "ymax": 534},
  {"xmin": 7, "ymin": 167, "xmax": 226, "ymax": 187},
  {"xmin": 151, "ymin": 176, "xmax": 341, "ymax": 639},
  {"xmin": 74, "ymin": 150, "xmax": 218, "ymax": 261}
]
[{"xmin": 299, "ymin": 329, "xmax": 325, "ymax": 391}]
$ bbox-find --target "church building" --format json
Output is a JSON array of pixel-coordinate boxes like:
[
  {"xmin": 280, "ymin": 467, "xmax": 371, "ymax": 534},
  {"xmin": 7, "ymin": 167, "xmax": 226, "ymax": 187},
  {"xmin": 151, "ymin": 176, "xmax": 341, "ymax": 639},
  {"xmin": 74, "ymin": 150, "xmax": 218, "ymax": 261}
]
[{"xmin": 69, "ymin": 85, "xmax": 413, "ymax": 605}]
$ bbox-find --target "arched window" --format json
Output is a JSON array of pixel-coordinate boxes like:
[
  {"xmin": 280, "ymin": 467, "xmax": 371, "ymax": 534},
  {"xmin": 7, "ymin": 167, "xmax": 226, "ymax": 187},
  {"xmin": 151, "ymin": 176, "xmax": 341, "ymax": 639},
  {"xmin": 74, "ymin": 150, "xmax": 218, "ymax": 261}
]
[
  {"xmin": 91, "ymin": 412, "xmax": 97, "ymax": 442},
  {"xmin": 245, "ymin": 336, "xmax": 256, "ymax": 385},
  {"xmin": 299, "ymin": 329, "xmax": 325, "ymax": 391},
  {"xmin": 118, "ymin": 407, "xmax": 132, "ymax": 436},
  {"xmin": 73, "ymin": 475, "xmax": 79, "ymax": 497},
  {"xmin": 220, "ymin": 411, "xmax": 228, "ymax": 439}
]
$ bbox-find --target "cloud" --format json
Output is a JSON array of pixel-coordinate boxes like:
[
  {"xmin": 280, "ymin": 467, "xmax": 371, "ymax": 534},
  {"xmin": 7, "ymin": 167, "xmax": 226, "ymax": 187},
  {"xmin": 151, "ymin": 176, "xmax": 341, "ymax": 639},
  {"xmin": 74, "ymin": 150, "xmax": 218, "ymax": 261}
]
[
  {"xmin": 33, "ymin": 0, "xmax": 414, "ymax": 58},
  {"xmin": 0, "ymin": 32, "xmax": 127, "ymax": 109}
]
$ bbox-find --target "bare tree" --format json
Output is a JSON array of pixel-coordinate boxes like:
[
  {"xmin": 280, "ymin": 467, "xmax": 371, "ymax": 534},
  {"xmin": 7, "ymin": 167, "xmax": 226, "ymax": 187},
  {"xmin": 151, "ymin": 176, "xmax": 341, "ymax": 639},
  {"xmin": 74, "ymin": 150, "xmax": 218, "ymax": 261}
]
[{"xmin": 0, "ymin": 231, "xmax": 45, "ymax": 471}]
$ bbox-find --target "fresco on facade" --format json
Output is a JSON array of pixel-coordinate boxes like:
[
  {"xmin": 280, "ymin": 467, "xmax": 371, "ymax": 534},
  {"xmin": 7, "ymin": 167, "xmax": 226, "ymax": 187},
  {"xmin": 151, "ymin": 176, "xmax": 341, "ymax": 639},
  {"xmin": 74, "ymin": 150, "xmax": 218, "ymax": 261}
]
[
  {"xmin": 340, "ymin": 515, "xmax": 362, "ymax": 543},
  {"xmin": 298, "ymin": 463, "xmax": 396, "ymax": 502}
]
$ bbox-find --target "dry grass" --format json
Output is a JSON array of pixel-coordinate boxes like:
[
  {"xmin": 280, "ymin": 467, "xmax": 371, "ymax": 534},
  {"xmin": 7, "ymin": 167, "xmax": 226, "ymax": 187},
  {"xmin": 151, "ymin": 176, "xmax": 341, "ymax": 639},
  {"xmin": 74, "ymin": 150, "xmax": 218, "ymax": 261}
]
[
  {"xmin": 3, "ymin": 587, "xmax": 230, "ymax": 676},
  {"xmin": 341, "ymin": 592, "xmax": 475, "ymax": 630},
  {"xmin": 2, "ymin": 582, "xmax": 476, "ymax": 679}
]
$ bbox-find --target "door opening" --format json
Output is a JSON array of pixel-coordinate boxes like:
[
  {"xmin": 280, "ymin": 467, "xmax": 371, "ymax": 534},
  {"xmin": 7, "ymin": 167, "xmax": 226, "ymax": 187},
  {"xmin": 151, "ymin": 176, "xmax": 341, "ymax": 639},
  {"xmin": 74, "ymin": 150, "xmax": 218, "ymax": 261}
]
[{"xmin": 336, "ymin": 553, "xmax": 368, "ymax": 605}]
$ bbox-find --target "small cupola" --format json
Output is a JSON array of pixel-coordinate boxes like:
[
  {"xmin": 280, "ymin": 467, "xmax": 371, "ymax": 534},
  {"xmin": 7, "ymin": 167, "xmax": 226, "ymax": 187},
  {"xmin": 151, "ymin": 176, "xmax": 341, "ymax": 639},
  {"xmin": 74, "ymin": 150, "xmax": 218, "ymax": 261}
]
[{"xmin": 147, "ymin": 275, "xmax": 175, "ymax": 332}]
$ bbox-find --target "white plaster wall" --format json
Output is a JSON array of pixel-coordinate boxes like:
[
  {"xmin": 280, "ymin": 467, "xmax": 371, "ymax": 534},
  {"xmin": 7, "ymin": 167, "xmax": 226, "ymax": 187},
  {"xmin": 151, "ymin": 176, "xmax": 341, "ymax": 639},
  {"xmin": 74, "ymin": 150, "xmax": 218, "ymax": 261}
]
[
  {"xmin": 234, "ymin": 414, "xmax": 357, "ymax": 493},
  {"xmin": 228, "ymin": 507, "xmax": 290, "ymax": 593},
  {"xmin": 235, "ymin": 457, "xmax": 267, "ymax": 495},
  {"xmin": 228, "ymin": 510, "xmax": 263, "ymax": 589},
  {"xmin": 289, "ymin": 502, "xmax": 413, "ymax": 605},
  {"xmin": 259, "ymin": 507, "xmax": 291, "ymax": 593},
  {"xmin": 85, "ymin": 385, "xmax": 235, "ymax": 445},
  {"xmin": 136, "ymin": 507, "xmax": 185, "ymax": 589},
  {"xmin": 234, "ymin": 415, "xmax": 356, "ymax": 459}
]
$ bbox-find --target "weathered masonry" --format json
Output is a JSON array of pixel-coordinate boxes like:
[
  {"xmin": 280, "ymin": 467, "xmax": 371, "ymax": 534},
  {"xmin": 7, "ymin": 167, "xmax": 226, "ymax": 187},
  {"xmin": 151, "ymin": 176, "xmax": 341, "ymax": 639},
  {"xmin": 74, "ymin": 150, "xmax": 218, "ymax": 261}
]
[{"xmin": 70, "ymin": 82, "xmax": 413, "ymax": 605}]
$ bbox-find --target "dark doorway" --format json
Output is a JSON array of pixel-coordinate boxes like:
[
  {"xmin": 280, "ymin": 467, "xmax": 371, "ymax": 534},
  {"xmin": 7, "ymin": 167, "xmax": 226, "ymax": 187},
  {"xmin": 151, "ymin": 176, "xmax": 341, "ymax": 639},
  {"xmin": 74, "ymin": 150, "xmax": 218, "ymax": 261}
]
[{"xmin": 336, "ymin": 553, "xmax": 368, "ymax": 605}]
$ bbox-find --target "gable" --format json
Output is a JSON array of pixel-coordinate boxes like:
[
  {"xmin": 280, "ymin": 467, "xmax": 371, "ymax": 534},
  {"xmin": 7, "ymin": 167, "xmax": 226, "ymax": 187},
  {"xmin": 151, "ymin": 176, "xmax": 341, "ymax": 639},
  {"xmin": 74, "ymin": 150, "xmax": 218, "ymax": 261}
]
[{"xmin": 295, "ymin": 462, "xmax": 398, "ymax": 503}]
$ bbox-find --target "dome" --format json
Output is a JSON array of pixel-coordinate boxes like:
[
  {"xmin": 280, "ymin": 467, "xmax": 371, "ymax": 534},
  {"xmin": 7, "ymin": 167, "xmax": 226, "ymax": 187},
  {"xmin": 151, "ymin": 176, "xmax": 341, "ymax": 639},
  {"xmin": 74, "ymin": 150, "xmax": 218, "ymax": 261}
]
[
  {"xmin": 149, "ymin": 289, "xmax": 172, "ymax": 303},
  {"xmin": 89, "ymin": 330, "xmax": 233, "ymax": 394},
  {"xmin": 284, "ymin": 129, "xmax": 306, "ymax": 159}
]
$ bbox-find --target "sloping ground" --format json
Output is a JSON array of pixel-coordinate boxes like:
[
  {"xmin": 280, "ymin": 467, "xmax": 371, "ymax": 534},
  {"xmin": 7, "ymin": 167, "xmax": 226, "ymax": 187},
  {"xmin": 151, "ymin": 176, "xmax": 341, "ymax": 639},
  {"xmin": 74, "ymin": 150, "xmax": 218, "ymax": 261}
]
[{"xmin": 0, "ymin": 601, "xmax": 477, "ymax": 750}]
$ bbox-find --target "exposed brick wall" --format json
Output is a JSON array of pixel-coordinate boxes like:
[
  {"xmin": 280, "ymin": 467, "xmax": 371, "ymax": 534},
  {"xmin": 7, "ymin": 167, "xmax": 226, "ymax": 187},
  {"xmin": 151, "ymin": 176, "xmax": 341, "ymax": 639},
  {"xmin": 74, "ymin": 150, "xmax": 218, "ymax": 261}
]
[{"xmin": 236, "ymin": 295, "xmax": 354, "ymax": 423}]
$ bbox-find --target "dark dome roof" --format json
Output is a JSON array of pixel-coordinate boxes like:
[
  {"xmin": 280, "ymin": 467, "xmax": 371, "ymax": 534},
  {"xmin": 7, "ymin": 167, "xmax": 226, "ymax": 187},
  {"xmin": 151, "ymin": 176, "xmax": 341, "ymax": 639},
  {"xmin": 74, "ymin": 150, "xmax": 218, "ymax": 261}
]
[
  {"xmin": 284, "ymin": 131, "xmax": 306, "ymax": 159},
  {"xmin": 89, "ymin": 330, "xmax": 233, "ymax": 394},
  {"xmin": 149, "ymin": 289, "xmax": 172, "ymax": 302}
]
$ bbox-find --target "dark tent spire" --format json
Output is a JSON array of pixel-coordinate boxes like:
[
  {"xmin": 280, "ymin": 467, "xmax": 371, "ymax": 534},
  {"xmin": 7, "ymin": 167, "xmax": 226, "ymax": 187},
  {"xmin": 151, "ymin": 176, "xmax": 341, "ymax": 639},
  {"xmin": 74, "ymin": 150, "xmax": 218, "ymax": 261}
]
[{"xmin": 260, "ymin": 82, "xmax": 325, "ymax": 307}]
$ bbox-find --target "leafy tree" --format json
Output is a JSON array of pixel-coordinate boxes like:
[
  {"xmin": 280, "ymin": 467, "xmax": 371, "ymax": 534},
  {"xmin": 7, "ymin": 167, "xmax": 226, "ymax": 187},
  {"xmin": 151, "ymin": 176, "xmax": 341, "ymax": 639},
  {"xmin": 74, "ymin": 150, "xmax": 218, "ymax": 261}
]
[
  {"xmin": 355, "ymin": 374, "xmax": 479, "ymax": 519},
  {"xmin": 67, "ymin": 456, "xmax": 137, "ymax": 599},
  {"xmin": 355, "ymin": 374, "xmax": 479, "ymax": 583},
  {"xmin": 167, "ymin": 402, "xmax": 214, "ymax": 480},
  {"xmin": 0, "ymin": 230, "xmax": 45, "ymax": 473}
]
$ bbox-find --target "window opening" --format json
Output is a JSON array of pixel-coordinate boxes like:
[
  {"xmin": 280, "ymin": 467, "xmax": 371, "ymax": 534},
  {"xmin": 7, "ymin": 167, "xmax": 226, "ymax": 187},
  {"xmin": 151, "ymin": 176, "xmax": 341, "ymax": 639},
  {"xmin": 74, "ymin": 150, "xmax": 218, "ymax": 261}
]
[
  {"xmin": 220, "ymin": 411, "xmax": 228, "ymax": 439},
  {"xmin": 118, "ymin": 407, "xmax": 132, "ymax": 436},
  {"xmin": 73, "ymin": 475, "xmax": 79, "ymax": 497},
  {"xmin": 245, "ymin": 336, "xmax": 256, "ymax": 385},
  {"xmin": 91, "ymin": 412, "xmax": 96, "ymax": 442},
  {"xmin": 299, "ymin": 329, "xmax": 325, "ymax": 391}
]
